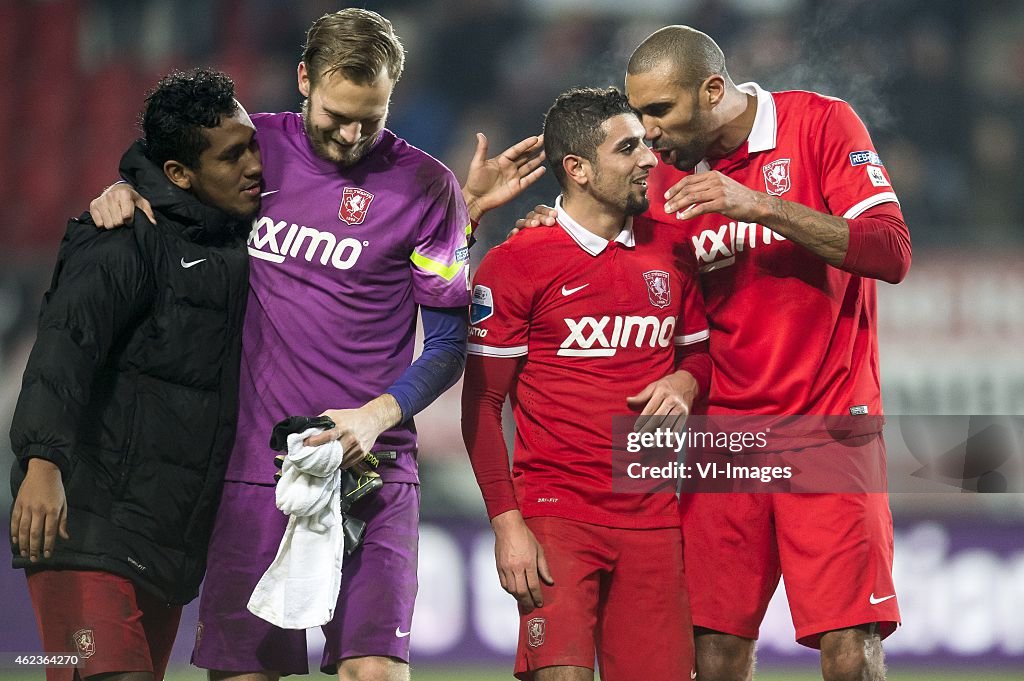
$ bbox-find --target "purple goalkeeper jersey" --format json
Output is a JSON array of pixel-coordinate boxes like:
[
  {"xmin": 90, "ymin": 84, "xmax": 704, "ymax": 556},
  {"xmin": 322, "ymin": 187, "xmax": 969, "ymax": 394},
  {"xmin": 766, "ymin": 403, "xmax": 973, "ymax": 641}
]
[{"xmin": 226, "ymin": 112, "xmax": 471, "ymax": 484}]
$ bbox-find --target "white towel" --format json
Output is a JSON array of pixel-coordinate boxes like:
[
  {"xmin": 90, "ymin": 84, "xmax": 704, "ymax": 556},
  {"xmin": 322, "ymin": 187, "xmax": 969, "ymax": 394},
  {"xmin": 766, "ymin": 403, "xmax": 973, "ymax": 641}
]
[{"xmin": 247, "ymin": 427, "xmax": 345, "ymax": 629}]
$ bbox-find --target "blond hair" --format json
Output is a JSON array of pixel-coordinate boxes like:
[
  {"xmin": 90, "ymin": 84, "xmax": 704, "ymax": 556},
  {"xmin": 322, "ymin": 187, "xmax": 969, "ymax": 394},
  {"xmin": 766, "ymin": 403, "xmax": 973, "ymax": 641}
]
[{"xmin": 302, "ymin": 8, "xmax": 405, "ymax": 87}]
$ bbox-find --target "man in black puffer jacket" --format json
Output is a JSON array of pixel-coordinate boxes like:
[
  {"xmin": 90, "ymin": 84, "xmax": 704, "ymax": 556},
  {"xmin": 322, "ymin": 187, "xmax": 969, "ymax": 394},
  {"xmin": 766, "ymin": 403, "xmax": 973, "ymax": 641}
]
[{"xmin": 8, "ymin": 68, "xmax": 260, "ymax": 681}]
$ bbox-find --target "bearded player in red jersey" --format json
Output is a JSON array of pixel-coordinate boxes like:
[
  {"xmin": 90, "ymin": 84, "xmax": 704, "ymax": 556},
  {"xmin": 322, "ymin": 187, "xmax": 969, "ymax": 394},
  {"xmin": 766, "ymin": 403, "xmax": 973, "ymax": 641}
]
[
  {"xmin": 519, "ymin": 26, "xmax": 911, "ymax": 681},
  {"xmin": 462, "ymin": 87, "xmax": 711, "ymax": 681}
]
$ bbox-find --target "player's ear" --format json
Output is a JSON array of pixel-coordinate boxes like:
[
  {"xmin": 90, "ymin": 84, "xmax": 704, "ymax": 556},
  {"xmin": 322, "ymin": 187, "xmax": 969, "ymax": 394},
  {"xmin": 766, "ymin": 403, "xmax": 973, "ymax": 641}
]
[
  {"xmin": 164, "ymin": 160, "xmax": 193, "ymax": 191},
  {"xmin": 298, "ymin": 62, "xmax": 311, "ymax": 98},
  {"xmin": 703, "ymin": 74, "xmax": 726, "ymax": 109},
  {"xmin": 563, "ymin": 155, "xmax": 589, "ymax": 188}
]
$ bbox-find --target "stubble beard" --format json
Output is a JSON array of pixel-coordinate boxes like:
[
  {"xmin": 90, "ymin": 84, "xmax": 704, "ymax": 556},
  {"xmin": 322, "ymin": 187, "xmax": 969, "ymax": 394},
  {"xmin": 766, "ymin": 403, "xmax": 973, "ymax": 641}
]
[{"xmin": 300, "ymin": 99, "xmax": 377, "ymax": 167}]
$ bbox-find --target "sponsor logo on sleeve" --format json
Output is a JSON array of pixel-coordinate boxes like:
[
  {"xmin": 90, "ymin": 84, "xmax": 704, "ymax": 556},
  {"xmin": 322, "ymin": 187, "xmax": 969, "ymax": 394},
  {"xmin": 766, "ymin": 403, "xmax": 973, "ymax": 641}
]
[
  {"xmin": 455, "ymin": 246, "xmax": 470, "ymax": 262},
  {"xmin": 470, "ymin": 284, "xmax": 494, "ymax": 325},
  {"xmin": 849, "ymin": 150, "xmax": 883, "ymax": 167},
  {"xmin": 762, "ymin": 158, "xmax": 791, "ymax": 196},
  {"xmin": 339, "ymin": 187, "xmax": 374, "ymax": 225},
  {"xmin": 866, "ymin": 165, "xmax": 890, "ymax": 187}
]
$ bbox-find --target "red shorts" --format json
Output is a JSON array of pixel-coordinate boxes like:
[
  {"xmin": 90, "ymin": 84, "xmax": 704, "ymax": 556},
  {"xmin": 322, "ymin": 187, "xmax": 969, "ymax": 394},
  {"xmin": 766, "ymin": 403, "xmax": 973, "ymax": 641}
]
[
  {"xmin": 515, "ymin": 517, "xmax": 694, "ymax": 681},
  {"xmin": 26, "ymin": 569, "xmax": 182, "ymax": 681},
  {"xmin": 680, "ymin": 436, "xmax": 900, "ymax": 647}
]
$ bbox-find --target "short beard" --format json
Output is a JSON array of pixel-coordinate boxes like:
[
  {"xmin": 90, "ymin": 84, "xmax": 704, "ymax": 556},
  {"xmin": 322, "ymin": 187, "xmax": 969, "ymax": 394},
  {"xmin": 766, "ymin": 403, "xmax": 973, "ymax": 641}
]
[
  {"xmin": 592, "ymin": 165, "xmax": 649, "ymax": 217},
  {"xmin": 669, "ymin": 98, "xmax": 713, "ymax": 171},
  {"xmin": 625, "ymin": 194, "xmax": 650, "ymax": 216},
  {"xmin": 300, "ymin": 99, "xmax": 377, "ymax": 166}
]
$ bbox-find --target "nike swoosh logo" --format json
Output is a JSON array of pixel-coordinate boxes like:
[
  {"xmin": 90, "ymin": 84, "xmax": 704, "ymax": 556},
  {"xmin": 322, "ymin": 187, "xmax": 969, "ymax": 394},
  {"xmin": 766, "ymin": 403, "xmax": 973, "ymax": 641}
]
[
  {"xmin": 260, "ymin": 189, "xmax": 279, "ymax": 197},
  {"xmin": 869, "ymin": 593, "xmax": 896, "ymax": 605},
  {"xmin": 561, "ymin": 283, "xmax": 589, "ymax": 296},
  {"xmin": 691, "ymin": 670, "xmax": 698, "ymax": 679},
  {"xmin": 395, "ymin": 627, "xmax": 411, "ymax": 638},
  {"xmin": 180, "ymin": 258, "xmax": 206, "ymax": 269}
]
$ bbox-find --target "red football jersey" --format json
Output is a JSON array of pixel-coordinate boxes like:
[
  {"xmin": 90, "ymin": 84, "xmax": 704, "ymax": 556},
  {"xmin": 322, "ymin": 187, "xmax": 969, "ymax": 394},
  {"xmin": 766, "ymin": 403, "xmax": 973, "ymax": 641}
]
[
  {"xmin": 467, "ymin": 204, "xmax": 709, "ymax": 528},
  {"xmin": 645, "ymin": 83, "xmax": 900, "ymax": 420}
]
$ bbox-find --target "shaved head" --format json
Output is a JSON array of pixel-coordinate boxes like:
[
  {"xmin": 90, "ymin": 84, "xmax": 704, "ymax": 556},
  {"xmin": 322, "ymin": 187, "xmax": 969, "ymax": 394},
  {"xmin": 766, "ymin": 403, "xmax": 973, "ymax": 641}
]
[{"xmin": 627, "ymin": 25, "xmax": 729, "ymax": 89}]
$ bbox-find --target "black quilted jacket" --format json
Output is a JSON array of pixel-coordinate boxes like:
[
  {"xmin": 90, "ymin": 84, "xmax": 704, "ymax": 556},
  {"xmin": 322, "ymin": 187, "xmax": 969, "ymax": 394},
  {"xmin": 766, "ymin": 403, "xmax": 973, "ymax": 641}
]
[{"xmin": 9, "ymin": 141, "xmax": 250, "ymax": 604}]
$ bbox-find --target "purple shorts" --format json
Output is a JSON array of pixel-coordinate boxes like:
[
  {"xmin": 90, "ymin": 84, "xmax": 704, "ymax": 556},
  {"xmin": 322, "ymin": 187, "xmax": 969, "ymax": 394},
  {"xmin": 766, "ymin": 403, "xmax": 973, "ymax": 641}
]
[{"xmin": 192, "ymin": 480, "xmax": 420, "ymax": 674}]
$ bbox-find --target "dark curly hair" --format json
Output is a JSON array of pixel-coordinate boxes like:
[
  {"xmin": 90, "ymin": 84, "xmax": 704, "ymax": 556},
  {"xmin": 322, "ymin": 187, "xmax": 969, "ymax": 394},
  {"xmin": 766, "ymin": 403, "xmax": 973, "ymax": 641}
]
[
  {"xmin": 543, "ymin": 87, "xmax": 636, "ymax": 189},
  {"xmin": 141, "ymin": 68, "xmax": 238, "ymax": 169}
]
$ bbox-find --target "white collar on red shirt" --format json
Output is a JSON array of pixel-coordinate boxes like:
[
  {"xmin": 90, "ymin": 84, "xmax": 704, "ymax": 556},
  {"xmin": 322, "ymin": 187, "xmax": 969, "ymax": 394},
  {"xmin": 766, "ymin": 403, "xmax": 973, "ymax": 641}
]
[
  {"xmin": 554, "ymin": 195, "xmax": 635, "ymax": 256},
  {"xmin": 695, "ymin": 81, "xmax": 777, "ymax": 173}
]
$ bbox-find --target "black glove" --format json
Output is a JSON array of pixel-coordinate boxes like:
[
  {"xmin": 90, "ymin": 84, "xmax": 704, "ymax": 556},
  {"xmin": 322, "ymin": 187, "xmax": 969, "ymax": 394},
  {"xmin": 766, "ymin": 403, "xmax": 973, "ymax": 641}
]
[
  {"xmin": 340, "ymin": 467, "xmax": 383, "ymax": 513},
  {"xmin": 342, "ymin": 515, "xmax": 367, "ymax": 556},
  {"xmin": 269, "ymin": 414, "xmax": 384, "ymax": 556},
  {"xmin": 270, "ymin": 415, "xmax": 336, "ymax": 482},
  {"xmin": 269, "ymin": 414, "xmax": 336, "ymax": 452}
]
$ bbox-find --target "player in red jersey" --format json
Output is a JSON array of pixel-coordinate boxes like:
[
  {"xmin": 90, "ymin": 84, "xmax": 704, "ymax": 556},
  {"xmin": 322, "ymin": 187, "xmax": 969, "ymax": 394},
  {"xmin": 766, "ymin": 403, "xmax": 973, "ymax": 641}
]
[
  {"xmin": 517, "ymin": 26, "xmax": 911, "ymax": 681},
  {"xmin": 462, "ymin": 87, "xmax": 711, "ymax": 681}
]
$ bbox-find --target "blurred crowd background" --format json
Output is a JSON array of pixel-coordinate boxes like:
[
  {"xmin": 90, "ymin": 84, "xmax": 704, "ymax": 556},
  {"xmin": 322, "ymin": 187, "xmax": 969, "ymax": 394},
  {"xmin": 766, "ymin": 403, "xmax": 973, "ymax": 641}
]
[
  {"xmin": 1, "ymin": 0, "xmax": 1022, "ymax": 674},
  {"xmin": 2, "ymin": 0, "xmax": 1024, "ymax": 252}
]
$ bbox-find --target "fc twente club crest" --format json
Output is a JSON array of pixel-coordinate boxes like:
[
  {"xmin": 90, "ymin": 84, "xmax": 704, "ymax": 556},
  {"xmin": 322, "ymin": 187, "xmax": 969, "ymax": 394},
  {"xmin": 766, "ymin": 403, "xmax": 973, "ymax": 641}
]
[
  {"xmin": 762, "ymin": 158, "xmax": 792, "ymax": 196},
  {"xmin": 527, "ymin": 617, "xmax": 546, "ymax": 648},
  {"xmin": 339, "ymin": 187, "xmax": 375, "ymax": 225},
  {"xmin": 73, "ymin": 628, "xmax": 96, "ymax": 659},
  {"xmin": 643, "ymin": 270, "xmax": 672, "ymax": 309}
]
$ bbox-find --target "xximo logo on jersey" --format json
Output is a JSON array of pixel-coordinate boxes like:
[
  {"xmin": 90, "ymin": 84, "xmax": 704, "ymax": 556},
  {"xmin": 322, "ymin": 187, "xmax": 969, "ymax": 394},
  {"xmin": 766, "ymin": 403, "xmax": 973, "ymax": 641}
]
[
  {"xmin": 247, "ymin": 216, "xmax": 365, "ymax": 270},
  {"xmin": 558, "ymin": 315, "xmax": 676, "ymax": 357},
  {"xmin": 692, "ymin": 222, "xmax": 787, "ymax": 272}
]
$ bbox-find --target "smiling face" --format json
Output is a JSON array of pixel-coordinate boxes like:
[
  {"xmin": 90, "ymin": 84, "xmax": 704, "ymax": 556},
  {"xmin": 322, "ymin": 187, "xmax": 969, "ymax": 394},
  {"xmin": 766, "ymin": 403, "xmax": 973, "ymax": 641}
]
[
  {"xmin": 585, "ymin": 113, "xmax": 659, "ymax": 216},
  {"xmin": 166, "ymin": 108, "xmax": 263, "ymax": 219},
  {"xmin": 298, "ymin": 61, "xmax": 392, "ymax": 166},
  {"xmin": 626, "ymin": 63, "xmax": 717, "ymax": 172}
]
